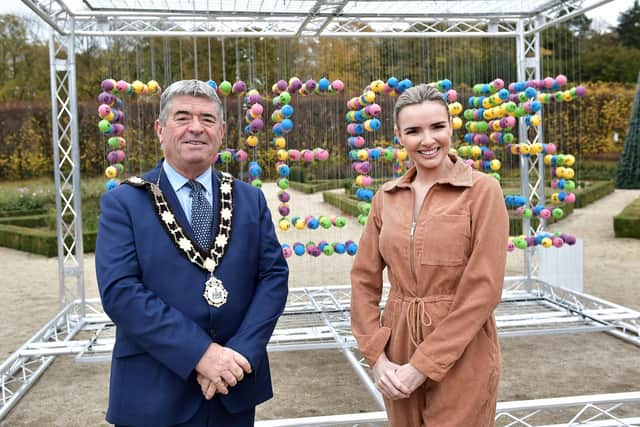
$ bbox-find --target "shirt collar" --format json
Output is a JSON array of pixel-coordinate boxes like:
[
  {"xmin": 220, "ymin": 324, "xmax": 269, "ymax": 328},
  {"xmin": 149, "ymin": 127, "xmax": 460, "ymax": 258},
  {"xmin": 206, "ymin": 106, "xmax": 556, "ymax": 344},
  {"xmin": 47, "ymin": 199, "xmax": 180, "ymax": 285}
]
[
  {"xmin": 162, "ymin": 160, "xmax": 213, "ymax": 194},
  {"xmin": 383, "ymin": 153, "xmax": 473, "ymax": 192}
]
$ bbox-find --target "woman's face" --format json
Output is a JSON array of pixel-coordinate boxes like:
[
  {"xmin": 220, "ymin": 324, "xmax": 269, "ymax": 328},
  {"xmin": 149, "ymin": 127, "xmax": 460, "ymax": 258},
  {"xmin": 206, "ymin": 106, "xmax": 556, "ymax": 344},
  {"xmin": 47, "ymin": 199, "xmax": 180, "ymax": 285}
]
[{"xmin": 395, "ymin": 100, "xmax": 453, "ymax": 174}]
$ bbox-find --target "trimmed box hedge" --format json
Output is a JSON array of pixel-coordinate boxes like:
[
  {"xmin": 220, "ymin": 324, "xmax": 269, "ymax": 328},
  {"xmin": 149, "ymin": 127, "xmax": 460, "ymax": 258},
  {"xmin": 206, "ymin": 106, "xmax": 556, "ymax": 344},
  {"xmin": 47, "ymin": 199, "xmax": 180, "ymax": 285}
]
[{"xmin": 613, "ymin": 196, "xmax": 640, "ymax": 238}]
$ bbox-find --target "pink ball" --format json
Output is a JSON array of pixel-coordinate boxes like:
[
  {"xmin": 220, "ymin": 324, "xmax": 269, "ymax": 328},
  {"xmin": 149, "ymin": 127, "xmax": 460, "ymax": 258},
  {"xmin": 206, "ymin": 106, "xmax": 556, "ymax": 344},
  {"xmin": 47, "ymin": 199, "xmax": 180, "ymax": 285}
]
[
  {"xmin": 282, "ymin": 247, "xmax": 293, "ymax": 258},
  {"xmin": 464, "ymin": 159, "xmax": 475, "ymax": 167},
  {"xmin": 235, "ymin": 149, "xmax": 248, "ymax": 161},
  {"xmin": 288, "ymin": 149, "xmax": 301, "ymax": 161},
  {"xmin": 116, "ymin": 80, "xmax": 129, "ymax": 93},
  {"xmin": 302, "ymin": 150, "xmax": 315, "ymax": 162},
  {"xmin": 552, "ymin": 237, "xmax": 564, "ymax": 248},
  {"xmin": 508, "ymin": 83, "xmax": 516, "ymax": 92},
  {"xmin": 331, "ymin": 79, "xmax": 345, "ymax": 92},
  {"xmin": 507, "ymin": 241, "xmax": 515, "ymax": 252},
  {"xmin": 250, "ymin": 104, "xmax": 263, "ymax": 116},
  {"xmin": 315, "ymin": 149, "xmax": 329, "ymax": 161},
  {"xmin": 551, "ymin": 179, "xmax": 558, "ymax": 189},
  {"xmin": 546, "ymin": 143, "xmax": 557, "ymax": 154},
  {"xmin": 544, "ymin": 77, "xmax": 555, "ymax": 88},
  {"xmin": 493, "ymin": 79, "xmax": 504, "ymax": 90},
  {"xmin": 564, "ymin": 193, "xmax": 576, "ymax": 203},
  {"xmin": 361, "ymin": 175, "xmax": 373, "ymax": 186},
  {"xmin": 540, "ymin": 208, "xmax": 552, "ymax": 219},
  {"xmin": 447, "ymin": 89, "xmax": 458, "ymax": 102},
  {"xmin": 365, "ymin": 104, "xmax": 382, "ymax": 117},
  {"xmin": 98, "ymin": 104, "xmax": 112, "ymax": 118},
  {"xmin": 556, "ymin": 74, "xmax": 568, "ymax": 87},
  {"xmin": 353, "ymin": 136, "xmax": 365, "ymax": 148}
]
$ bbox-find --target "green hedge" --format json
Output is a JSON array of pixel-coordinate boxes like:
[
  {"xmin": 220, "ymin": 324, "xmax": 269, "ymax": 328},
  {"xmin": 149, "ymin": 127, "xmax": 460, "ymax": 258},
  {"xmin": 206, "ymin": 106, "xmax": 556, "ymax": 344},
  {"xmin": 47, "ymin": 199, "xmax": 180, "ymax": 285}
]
[
  {"xmin": 0, "ymin": 223, "xmax": 97, "ymax": 257},
  {"xmin": 289, "ymin": 179, "xmax": 351, "ymax": 194},
  {"xmin": 0, "ymin": 213, "xmax": 50, "ymax": 228},
  {"xmin": 574, "ymin": 180, "xmax": 616, "ymax": 208},
  {"xmin": 613, "ymin": 196, "xmax": 640, "ymax": 238},
  {"xmin": 322, "ymin": 191, "xmax": 362, "ymax": 217}
]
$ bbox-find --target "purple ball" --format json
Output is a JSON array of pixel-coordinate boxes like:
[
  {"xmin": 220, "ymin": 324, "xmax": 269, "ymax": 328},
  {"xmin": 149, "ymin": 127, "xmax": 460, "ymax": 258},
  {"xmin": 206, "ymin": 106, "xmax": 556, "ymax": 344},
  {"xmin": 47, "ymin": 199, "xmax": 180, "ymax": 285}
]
[
  {"xmin": 98, "ymin": 91, "xmax": 116, "ymax": 105},
  {"xmin": 305, "ymin": 79, "xmax": 317, "ymax": 90},
  {"xmin": 101, "ymin": 79, "xmax": 115, "ymax": 92},
  {"xmin": 248, "ymin": 93, "xmax": 262, "ymax": 104},
  {"xmin": 250, "ymin": 119, "xmax": 264, "ymax": 133},
  {"xmin": 277, "ymin": 80, "xmax": 288, "ymax": 91},
  {"xmin": 232, "ymin": 80, "xmax": 246, "ymax": 94},
  {"xmin": 278, "ymin": 205, "xmax": 290, "ymax": 217},
  {"xmin": 575, "ymin": 86, "xmax": 586, "ymax": 97},
  {"xmin": 278, "ymin": 191, "xmax": 290, "ymax": 203}
]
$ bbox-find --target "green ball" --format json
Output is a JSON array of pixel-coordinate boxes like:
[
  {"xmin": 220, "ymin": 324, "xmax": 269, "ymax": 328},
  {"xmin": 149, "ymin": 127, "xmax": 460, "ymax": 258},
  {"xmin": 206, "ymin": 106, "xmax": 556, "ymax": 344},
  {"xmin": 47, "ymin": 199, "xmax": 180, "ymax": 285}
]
[
  {"xmin": 98, "ymin": 119, "xmax": 112, "ymax": 133},
  {"xmin": 251, "ymin": 179, "xmax": 263, "ymax": 188},
  {"xmin": 322, "ymin": 245, "xmax": 334, "ymax": 256},
  {"xmin": 279, "ymin": 92, "xmax": 291, "ymax": 105},
  {"xmin": 108, "ymin": 137, "xmax": 120, "ymax": 149},
  {"xmin": 357, "ymin": 214, "xmax": 368, "ymax": 225},
  {"xmin": 319, "ymin": 216, "xmax": 332, "ymax": 229},
  {"xmin": 220, "ymin": 151, "xmax": 232, "ymax": 163},
  {"xmin": 552, "ymin": 208, "xmax": 564, "ymax": 219},
  {"xmin": 490, "ymin": 172, "xmax": 501, "ymax": 181},
  {"xmin": 565, "ymin": 180, "xmax": 576, "ymax": 191},
  {"xmin": 278, "ymin": 178, "xmax": 289, "ymax": 190},
  {"xmin": 219, "ymin": 81, "xmax": 232, "ymax": 96},
  {"xmin": 335, "ymin": 217, "xmax": 347, "ymax": 227},
  {"xmin": 523, "ymin": 208, "xmax": 533, "ymax": 219},
  {"xmin": 514, "ymin": 237, "xmax": 527, "ymax": 249}
]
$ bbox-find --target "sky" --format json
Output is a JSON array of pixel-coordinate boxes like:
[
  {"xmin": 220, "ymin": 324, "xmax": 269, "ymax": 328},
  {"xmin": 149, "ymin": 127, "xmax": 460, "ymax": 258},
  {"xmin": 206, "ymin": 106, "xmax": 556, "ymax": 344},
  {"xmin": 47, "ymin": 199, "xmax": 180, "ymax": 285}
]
[{"xmin": 0, "ymin": 0, "xmax": 636, "ymax": 30}]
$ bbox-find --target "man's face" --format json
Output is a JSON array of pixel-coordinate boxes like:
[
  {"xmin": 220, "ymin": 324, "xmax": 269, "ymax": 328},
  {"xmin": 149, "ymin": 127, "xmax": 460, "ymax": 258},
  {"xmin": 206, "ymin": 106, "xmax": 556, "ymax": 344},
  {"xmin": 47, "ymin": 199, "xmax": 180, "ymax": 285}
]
[{"xmin": 155, "ymin": 94, "xmax": 226, "ymax": 179}]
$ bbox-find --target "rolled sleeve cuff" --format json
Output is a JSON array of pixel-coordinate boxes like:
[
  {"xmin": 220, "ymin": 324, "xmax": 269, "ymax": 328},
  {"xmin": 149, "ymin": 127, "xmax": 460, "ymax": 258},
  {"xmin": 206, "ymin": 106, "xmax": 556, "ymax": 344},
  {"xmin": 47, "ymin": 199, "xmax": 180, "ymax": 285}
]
[
  {"xmin": 358, "ymin": 326, "xmax": 392, "ymax": 366},
  {"xmin": 409, "ymin": 349, "xmax": 450, "ymax": 382}
]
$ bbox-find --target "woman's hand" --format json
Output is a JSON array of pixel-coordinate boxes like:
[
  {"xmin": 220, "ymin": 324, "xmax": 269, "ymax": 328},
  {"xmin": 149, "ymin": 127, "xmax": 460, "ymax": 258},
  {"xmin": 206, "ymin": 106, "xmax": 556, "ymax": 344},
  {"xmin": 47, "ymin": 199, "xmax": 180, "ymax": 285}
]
[
  {"xmin": 371, "ymin": 353, "xmax": 411, "ymax": 400},
  {"xmin": 395, "ymin": 363, "xmax": 427, "ymax": 394}
]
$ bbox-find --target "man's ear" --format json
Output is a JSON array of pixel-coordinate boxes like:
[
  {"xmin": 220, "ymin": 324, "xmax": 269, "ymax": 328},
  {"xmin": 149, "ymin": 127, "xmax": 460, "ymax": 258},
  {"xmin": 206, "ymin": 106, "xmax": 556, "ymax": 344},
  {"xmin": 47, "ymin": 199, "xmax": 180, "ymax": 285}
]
[{"xmin": 154, "ymin": 119, "xmax": 163, "ymax": 141}]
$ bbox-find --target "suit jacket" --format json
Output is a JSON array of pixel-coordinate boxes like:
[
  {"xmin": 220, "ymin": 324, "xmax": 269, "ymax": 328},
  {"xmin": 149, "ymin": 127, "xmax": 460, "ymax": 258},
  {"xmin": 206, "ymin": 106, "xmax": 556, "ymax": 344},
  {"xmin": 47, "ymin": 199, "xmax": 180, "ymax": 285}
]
[{"xmin": 95, "ymin": 161, "xmax": 289, "ymax": 426}]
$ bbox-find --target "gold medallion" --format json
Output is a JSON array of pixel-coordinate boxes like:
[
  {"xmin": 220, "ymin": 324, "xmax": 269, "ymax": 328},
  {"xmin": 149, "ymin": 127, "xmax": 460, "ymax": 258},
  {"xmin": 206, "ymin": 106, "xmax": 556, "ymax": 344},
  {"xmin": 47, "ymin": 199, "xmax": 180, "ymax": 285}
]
[{"xmin": 203, "ymin": 275, "xmax": 228, "ymax": 308}]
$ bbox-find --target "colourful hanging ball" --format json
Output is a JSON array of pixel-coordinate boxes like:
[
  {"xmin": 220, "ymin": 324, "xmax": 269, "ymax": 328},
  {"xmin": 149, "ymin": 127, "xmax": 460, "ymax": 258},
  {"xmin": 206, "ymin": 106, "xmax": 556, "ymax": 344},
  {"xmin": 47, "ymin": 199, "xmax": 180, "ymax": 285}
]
[
  {"xmin": 278, "ymin": 178, "xmax": 289, "ymax": 190},
  {"xmin": 288, "ymin": 149, "xmax": 301, "ymax": 161},
  {"xmin": 278, "ymin": 204, "xmax": 290, "ymax": 217},
  {"xmin": 98, "ymin": 104, "xmax": 112, "ymax": 118},
  {"xmin": 279, "ymin": 92, "xmax": 292, "ymax": 105},
  {"xmin": 246, "ymin": 135, "xmax": 259, "ymax": 148},
  {"xmin": 293, "ymin": 242, "xmax": 305, "ymax": 256},
  {"xmin": 147, "ymin": 80, "xmax": 160, "ymax": 94},
  {"xmin": 370, "ymin": 80, "xmax": 385, "ymax": 93},
  {"xmin": 219, "ymin": 81, "xmax": 232, "ymax": 96},
  {"xmin": 131, "ymin": 80, "xmax": 144, "ymax": 94},
  {"xmin": 105, "ymin": 178, "xmax": 118, "ymax": 191},
  {"xmin": 552, "ymin": 208, "xmax": 564, "ymax": 219},
  {"xmin": 99, "ymin": 119, "xmax": 112, "ymax": 133},
  {"xmin": 250, "ymin": 119, "xmax": 264, "ymax": 133},
  {"xmin": 346, "ymin": 242, "xmax": 358, "ymax": 256},
  {"xmin": 279, "ymin": 219, "xmax": 291, "ymax": 231},
  {"xmin": 331, "ymin": 80, "xmax": 345, "ymax": 92},
  {"xmin": 278, "ymin": 164, "xmax": 290, "ymax": 177},
  {"xmin": 219, "ymin": 151, "xmax": 232, "ymax": 163},
  {"xmin": 105, "ymin": 165, "xmax": 118, "ymax": 178},
  {"xmin": 575, "ymin": 86, "xmax": 586, "ymax": 97},
  {"xmin": 251, "ymin": 179, "xmax": 263, "ymax": 188},
  {"xmin": 315, "ymin": 149, "xmax": 330, "ymax": 161},
  {"xmin": 234, "ymin": 149, "xmax": 248, "ymax": 162},
  {"xmin": 282, "ymin": 245, "xmax": 293, "ymax": 258},
  {"xmin": 507, "ymin": 240, "xmax": 516, "ymax": 252},
  {"xmin": 232, "ymin": 80, "xmax": 246, "ymax": 95},
  {"xmin": 101, "ymin": 79, "xmax": 116, "ymax": 92},
  {"xmin": 274, "ymin": 137, "xmax": 287, "ymax": 149},
  {"xmin": 302, "ymin": 150, "xmax": 315, "ymax": 162}
]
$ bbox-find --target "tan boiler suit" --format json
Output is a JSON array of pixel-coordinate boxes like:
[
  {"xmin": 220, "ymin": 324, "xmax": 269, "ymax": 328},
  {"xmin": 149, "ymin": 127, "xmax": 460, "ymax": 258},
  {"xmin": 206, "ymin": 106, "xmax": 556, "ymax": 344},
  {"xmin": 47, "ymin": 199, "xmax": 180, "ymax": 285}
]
[{"xmin": 351, "ymin": 158, "xmax": 509, "ymax": 427}]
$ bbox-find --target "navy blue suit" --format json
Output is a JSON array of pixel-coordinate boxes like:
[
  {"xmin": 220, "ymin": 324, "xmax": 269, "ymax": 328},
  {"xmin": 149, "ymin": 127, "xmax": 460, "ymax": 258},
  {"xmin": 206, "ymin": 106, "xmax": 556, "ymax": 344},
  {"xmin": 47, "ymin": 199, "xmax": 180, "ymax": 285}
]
[{"xmin": 96, "ymin": 162, "xmax": 289, "ymax": 426}]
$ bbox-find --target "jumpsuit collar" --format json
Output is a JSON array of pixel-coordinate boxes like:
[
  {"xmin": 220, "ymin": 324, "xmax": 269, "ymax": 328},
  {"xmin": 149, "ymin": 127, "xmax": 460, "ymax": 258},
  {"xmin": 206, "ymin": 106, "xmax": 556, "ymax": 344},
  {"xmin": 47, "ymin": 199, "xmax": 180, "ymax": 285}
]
[{"xmin": 383, "ymin": 154, "xmax": 473, "ymax": 192}]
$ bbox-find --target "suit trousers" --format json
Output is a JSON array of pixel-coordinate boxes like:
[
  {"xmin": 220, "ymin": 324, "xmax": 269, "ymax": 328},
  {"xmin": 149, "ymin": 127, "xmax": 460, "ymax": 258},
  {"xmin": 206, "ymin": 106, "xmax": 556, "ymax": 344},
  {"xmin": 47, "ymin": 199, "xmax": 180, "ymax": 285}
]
[{"xmin": 115, "ymin": 396, "xmax": 256, "ymax": 427}]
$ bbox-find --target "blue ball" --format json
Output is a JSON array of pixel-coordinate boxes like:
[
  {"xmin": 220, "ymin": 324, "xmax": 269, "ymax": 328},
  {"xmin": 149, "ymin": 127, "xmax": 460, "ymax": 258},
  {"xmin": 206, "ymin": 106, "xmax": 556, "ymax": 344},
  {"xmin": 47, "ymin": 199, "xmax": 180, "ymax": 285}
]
[
  {"xmin": 293, "ymin": 243, "xmax": 305, "ymax": 256},
  {"xmin": 333, "ymin": 243, "xmax": 346, "ymax": 254},
  {"xmin": 525, "ymin": 87, "xmax": 537, "ymax": 98},
  {"xmin": 207, "ymin": 80, "xmax": 217, "ymax": 90},
  {"xmin": 281, "ymin": 104, "xmax": 294, "ymax": 118},
  {"xmin": 346, "ymin": 243, "xmax": 358, "ymax": 256}
]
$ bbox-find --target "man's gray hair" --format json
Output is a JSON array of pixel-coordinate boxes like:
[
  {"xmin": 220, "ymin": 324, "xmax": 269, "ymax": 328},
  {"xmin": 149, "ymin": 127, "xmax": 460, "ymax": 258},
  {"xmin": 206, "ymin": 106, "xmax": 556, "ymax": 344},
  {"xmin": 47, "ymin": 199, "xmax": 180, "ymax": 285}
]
[
  {"xmin": 393, "ymin": 83, "xmax": 449, "ymax": 127},
  {"xmin": 158, "ymin": 80, "xmax": 224, "ymax": 125}
]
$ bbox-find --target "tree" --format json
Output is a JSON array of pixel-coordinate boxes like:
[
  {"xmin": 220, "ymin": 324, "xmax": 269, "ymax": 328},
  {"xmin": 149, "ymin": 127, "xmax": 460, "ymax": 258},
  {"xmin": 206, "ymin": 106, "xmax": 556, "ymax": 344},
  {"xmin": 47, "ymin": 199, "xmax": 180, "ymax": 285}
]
[
  {"xmin": 616, "ymin": 73, "xmax": 640, "ymax": 188},
  {"xmin": 617, "ymin": 0, "xmax": 640, "ymax": 49}
]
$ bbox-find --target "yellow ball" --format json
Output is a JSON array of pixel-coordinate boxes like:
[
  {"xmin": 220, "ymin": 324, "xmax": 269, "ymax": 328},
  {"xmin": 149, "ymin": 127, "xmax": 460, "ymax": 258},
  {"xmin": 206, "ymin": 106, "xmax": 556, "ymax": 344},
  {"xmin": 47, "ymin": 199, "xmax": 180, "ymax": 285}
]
[
  {"xmin": 278, "ymin": 219, "xmax": 291, "ymax": 231},
  {"xmin": 551, "ymin": 193, "xmax": 560, "ymax": 203},
  {"xmin": 355, "ymin": 175, "xmax": 363, "ymax": 186},
  {"xmin": 544, "ymin": 154, "xmax": 552, "ymax": 166},
  {"xmin": 448, "ymin": 102, "xmax": 463, "ymax": 116},
  {"xmin": 563, "ymin": 91, "xmax": 572, "ymax": 101},
  {"xmin": 564, "ymin": 154, "xmax": 576, "ymax": 166},
  {"xmin": 564, "ymin": 167, "xmax": 575, "ymax": 179},
  {"xmin": 294, "ymin": 219, "xmax": 306, "ymax": 230},
  {"xmin": 147, "ymin": 80, "xmax": 160, "ymax": 93},
  {"xmin": 490, "ymin": 159, "xmax": 501, "ymax": 171},
  {"xmin": 357, "ymin": 149, "xmax": 369, "ymax": 161},
  {"xmin": 370, "ymin": 80, "xmax": 385, "ymax": 93},
  {"xmin": 132, "ymin": 80, "xmax": 145, "ymax": 94},
  {"xmin": 452, "ymin": 117, "xmax": 463, "ymax": 129},
  {"xmin": 274, "ymin": 137, "xmax": 286, "ymax": 149},
  {"xmin": 531, "ymin": 142, "xmax": 543, "ymax": 155},
  {"xmin": 277, "ymin": 149, "xmax": 289, "ymax": 161},
  {"xmin": 482, "ymin": 98, "xmax": 492, "ymax": 109},
  {"xmin": 364, "ymin": 90, "xmax": 376, "ymax": 104},
  {"xmin": 105, "ymin": 166, "xmax": 118, "ymax": 178},
  {"xmin": 530, "ymin": 114, "xmax": 542, "ymax": 127},
  {"xmin": 246, "ymin": 135, "xmax": 258, "ymax": 147},
  {"xmin": 519, "ymin": 144, "xmax": 531, "ymax": 155},
  {"xmin": 541, "ymin": 237, "xmax": 553, "ymax": 248},
  {"xmin": 555, "ymin": 166, "xmax": 566, "ymax": 178},
  {"xmin": 396, "ymin": 148, "xmax": 407, "ymax": 161},
  {"xmin": 471, "ymin": 146, "xmax": 482, "ymax": 158}
]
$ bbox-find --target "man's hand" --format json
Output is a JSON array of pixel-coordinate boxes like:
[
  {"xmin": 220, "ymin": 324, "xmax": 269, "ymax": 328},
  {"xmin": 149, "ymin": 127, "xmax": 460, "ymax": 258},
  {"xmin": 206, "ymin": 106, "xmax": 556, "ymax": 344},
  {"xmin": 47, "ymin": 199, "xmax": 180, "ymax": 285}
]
[
  {"xmin": 195, "ymin": 343, "xmax": 252, "ymax": 398},
  {"xmin": 371, "ymin": 352, "xmax": 411, "ymax": 400}
]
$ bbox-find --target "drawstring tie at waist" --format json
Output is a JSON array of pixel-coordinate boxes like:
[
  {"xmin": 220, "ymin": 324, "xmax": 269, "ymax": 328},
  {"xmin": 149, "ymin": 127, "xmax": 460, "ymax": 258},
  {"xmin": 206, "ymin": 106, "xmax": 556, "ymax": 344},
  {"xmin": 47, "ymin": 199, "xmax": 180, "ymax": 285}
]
[{"xmin": 406, "ymin": 297, "xmax": 432, "ymax": 347}]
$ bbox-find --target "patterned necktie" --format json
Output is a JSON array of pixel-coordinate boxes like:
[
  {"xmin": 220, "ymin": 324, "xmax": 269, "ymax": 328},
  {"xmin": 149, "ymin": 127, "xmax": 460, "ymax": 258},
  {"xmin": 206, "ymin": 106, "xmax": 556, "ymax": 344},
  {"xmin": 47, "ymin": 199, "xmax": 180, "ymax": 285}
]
[{"xmin": 187, "ymin": 180, "xmax": 213, "ymax": 249}]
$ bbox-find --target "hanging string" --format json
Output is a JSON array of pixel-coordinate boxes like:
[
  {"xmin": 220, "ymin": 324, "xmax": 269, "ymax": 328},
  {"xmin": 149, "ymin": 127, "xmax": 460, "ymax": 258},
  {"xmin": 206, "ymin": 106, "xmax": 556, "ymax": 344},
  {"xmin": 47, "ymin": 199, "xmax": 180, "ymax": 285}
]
[{"xmin": 193, "ymin": 36, "xmax": 199, "ymax": 80}]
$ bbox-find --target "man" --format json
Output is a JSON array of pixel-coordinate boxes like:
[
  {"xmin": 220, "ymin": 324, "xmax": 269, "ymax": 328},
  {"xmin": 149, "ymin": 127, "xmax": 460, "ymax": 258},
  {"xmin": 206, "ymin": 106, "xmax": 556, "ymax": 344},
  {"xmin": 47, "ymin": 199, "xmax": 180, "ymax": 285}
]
[{"xmin": 96, "ymin": 79, "xmax": 289, "ymax": 426}]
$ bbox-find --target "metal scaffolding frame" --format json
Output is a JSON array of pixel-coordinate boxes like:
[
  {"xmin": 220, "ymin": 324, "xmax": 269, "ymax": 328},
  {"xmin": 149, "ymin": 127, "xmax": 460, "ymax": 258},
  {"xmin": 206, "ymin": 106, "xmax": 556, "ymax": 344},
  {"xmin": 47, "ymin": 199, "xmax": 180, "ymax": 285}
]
[{"xmin": 4, "ymin": 0, "xmax": 639, "ymax": 424}]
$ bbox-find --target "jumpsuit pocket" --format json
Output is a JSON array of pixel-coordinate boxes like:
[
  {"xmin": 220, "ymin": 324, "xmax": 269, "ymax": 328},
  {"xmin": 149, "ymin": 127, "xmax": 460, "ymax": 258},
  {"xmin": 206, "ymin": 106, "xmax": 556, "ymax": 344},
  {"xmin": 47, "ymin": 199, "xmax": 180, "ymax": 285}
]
[{"xmin": 420, "ymin": 214, "xmax": 471, "ymax": 266}]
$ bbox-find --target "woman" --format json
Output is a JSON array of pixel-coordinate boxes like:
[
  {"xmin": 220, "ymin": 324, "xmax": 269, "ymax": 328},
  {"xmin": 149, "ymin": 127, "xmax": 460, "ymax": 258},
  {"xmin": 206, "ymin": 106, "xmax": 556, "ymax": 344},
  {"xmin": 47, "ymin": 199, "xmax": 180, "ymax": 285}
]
[{"xmin": 351, "ymin": 83, "xmax": 509, "ymax": 427}]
